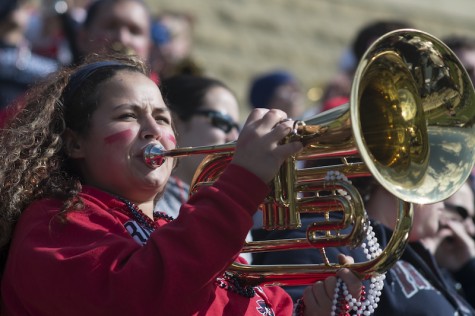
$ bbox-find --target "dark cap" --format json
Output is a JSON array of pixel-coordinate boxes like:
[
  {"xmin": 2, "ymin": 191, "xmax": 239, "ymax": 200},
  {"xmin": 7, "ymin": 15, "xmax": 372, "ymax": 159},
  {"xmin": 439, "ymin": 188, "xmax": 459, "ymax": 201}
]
[
  {"xmin": 0, "ymin": 0, "xmax": 18, "ymax": 20},
  {"xmin": 248, "ymin": 70, "xmax": 297, "ymax": 109}
]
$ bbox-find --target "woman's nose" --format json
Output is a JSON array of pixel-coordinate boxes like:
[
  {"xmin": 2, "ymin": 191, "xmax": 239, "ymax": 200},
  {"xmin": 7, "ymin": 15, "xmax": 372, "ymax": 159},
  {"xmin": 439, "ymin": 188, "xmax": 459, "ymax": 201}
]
[
  {"xmin": 118, "ymin": 28, "xmax": 133, "ymax": 47},
  {"xmin": 140, "ymin": 117, "xmax": 162, "ymax": 140},
  {"xmin": 464, "ymin": 218, "xmax": 475, "ymax": 237}
]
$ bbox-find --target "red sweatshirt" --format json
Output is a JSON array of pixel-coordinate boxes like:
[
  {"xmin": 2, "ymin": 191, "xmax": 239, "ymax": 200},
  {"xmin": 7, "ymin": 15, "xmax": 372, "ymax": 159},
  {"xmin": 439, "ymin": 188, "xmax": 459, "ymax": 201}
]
[{"xmin": 1, "ymin": 164, "xmax": 293, "ymax": 316}]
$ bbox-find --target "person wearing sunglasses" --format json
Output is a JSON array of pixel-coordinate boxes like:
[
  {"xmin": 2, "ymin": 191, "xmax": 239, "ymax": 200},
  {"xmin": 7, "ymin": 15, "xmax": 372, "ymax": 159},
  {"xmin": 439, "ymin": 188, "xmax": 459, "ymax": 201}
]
[
  {"xmin": 155, "ymin": 74, "xmax": 240, "ymax": 220},
  {"xmin": 422, "ymin": 179, "xmax": 475, "ymax": 308}
]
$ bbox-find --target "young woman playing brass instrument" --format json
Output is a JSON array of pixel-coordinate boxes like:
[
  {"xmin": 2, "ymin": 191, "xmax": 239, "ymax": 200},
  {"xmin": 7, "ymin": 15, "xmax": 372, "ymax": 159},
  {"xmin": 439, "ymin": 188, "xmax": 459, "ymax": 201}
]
[{"xmin": 0, "ymin": 54, "xmax": 361, "ymax": 315}]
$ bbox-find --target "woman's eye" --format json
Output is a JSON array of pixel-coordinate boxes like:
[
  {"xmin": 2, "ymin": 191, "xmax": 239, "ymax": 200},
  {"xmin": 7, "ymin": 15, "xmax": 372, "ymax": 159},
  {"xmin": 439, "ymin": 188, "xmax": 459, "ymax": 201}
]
[
  {"xmin": 155, "ymin": 116, "xmax": 170, "ymax": 124},
  {"xmin": 119, "ymin": 113, "xmax": 137, "ymax": 120}
]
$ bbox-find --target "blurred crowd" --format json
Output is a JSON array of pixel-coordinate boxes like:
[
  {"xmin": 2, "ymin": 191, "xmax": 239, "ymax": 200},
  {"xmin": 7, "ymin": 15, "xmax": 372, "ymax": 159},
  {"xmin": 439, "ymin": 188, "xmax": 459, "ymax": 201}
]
[{"xmin": 2, "ymin": 0, "xmax": 475, "ymax": 315}]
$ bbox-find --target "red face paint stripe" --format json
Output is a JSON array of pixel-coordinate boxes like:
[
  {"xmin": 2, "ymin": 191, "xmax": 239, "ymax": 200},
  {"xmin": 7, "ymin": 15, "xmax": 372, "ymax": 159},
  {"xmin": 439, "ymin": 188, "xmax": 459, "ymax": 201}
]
[
  {"xmin": 167, "ymin": 134, "xmax": 177, "ymax": 145},
  {"xmin": 104, "ymin": 129, "xmax": 133, "ymax": 144}
]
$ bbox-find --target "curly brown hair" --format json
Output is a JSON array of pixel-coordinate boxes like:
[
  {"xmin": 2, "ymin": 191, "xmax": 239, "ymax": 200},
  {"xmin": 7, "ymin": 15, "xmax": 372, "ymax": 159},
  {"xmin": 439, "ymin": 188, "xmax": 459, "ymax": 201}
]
[{"xmin": 0, "ymin": 54, "xmax": 150, "ymax": 253}]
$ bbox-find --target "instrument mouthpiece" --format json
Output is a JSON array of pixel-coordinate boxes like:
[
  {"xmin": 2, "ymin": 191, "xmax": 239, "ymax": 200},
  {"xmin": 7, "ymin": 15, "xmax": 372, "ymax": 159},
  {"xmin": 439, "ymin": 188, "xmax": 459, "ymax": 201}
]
[{"xmin": 144, "ymin": 143, "xmax": 166, "ymax": 168}]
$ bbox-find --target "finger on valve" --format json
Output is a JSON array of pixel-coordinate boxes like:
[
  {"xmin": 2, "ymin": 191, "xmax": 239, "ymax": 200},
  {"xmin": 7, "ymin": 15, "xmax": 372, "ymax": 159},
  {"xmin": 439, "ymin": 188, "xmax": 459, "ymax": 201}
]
[
  {"xmin": 232, "ymin": 109, "xmax": 302, "ymax": 184},
  {"xmin": 300, "ymin": 255, "xmax": 362, "ymax": 316},
  {"xmin": 336, "ymin": 254, "xmax": 361, "ymax": 299}
]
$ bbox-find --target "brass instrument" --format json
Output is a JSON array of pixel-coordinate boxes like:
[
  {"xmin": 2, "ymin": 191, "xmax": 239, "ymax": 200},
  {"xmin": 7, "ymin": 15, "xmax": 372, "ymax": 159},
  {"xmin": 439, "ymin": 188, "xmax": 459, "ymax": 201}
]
[{"xmin": 144, "ymin": 29, "xmax": 475, "ymax": 286}]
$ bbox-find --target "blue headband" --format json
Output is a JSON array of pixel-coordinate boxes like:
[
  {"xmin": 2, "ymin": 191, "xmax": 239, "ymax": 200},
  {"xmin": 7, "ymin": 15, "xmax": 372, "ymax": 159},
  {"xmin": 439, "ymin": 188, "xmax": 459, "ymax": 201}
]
[{"xmin": 61, "ymin": 61, "xmax": 128, "ymax": 106}]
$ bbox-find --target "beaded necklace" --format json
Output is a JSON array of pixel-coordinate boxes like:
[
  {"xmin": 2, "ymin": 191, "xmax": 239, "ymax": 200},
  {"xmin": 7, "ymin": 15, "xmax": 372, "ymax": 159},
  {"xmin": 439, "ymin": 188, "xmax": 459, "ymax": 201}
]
[
  {"xmin": 119, "ymin": 197, "xmax": 256, "ymax": 298},
  {"xmin": 215, "ymin": 271, "xmax": 256, "ymax": 298},
  {"xmin": 119, "ymin": 197, "xmax": 174, "ymax": 229},
  {"xmin": 324, "ymin": 171, "xmax": 385, "ymax": 316}
]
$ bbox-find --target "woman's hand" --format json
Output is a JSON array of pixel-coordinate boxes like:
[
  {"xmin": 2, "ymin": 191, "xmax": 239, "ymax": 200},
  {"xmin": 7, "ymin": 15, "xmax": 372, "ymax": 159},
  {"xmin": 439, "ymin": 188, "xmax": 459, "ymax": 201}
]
[
  {"xmin": 232, "ymin": 108, "xmax": 303, "ymax": 184},
  {"xmin": 302, "ymin": 254, "xmax": 362, "ymax": 316},
  {"xmin": 434, "ymin": 219, "xmax": 475, "ymax": 271}
]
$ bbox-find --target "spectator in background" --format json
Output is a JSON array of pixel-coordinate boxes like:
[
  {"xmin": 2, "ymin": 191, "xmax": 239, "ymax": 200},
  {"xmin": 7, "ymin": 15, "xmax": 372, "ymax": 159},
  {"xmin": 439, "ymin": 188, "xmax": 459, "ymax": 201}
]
[
  {"xmin": 150, "ymin": 10, "xmax": 204, "ymax": 80},
  {"xmin": 0, "ymin": 0, "xmax": 59, "ymax": 110},
  {"xmin": 248, "ymin": 70, "xmax": 305, "ymax": 119},
  {"xmin": 25, "ymin": 0, "xmax": 84, "ymax": 66},
  {"xmin": 422, "ymin": 179, "xmax": 475, "ymax": 308},
  {"xmin": 75, "ymin": 0, "xmax": 152, "ymax": 66},
  {"xmin": 155, "ymin": 74, "xmax": 240, "ymax": 218},
  {"xmin": 2, "ymin": 0, "xmax": 155, "ymax": 123}
]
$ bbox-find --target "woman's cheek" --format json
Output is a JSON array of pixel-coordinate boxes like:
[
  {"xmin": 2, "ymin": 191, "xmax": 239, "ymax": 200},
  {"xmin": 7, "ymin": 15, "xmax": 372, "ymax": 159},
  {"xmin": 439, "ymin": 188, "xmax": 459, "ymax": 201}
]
[
  {"xmin": 163, "ymin": 131, "xmax": 177, "ymax": 149},
  {"xmin": 104, "ymin": 129, "xmax": 134, "ymax": 145}
]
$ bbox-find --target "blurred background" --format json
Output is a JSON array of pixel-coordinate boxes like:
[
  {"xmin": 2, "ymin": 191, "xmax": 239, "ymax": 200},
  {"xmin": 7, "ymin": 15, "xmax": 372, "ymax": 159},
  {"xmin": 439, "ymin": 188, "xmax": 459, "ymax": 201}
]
[
  {"xmin": 23, "ymin": 0, "xmax": 475, "ymax": 120},
  {"xmin": 143, "ymin": 0, "xmax": 475, "ymax": 119}
]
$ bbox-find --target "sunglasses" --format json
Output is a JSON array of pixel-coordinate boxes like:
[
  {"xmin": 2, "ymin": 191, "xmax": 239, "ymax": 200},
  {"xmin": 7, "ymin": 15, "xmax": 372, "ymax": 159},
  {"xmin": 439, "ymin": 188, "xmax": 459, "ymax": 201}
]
[
  {"xmin": 444, "ymin": 202, "xmax": 470, "ymax": 221},
  {"xmin": 192, "ymin": 110, "xmax": 240, "ymax": 134}
]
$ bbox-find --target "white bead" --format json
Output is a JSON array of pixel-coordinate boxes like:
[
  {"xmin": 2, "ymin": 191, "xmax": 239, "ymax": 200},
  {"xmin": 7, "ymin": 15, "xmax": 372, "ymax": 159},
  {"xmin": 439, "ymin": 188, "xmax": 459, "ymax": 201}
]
[{"xmin": 326, "ymin": 169, "xmax": 385, "ymax": 316}]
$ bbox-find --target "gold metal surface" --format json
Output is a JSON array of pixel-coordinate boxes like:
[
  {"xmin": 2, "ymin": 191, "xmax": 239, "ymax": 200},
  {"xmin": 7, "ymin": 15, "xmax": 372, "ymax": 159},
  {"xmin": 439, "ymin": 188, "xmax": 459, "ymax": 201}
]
[
  {"xmin": 353, "ymin": 29, "xmax": 475, "ymax": 204},
  {"xmin": 144, "ymin": 29, "xmax": 475, "ymax": 286}
]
